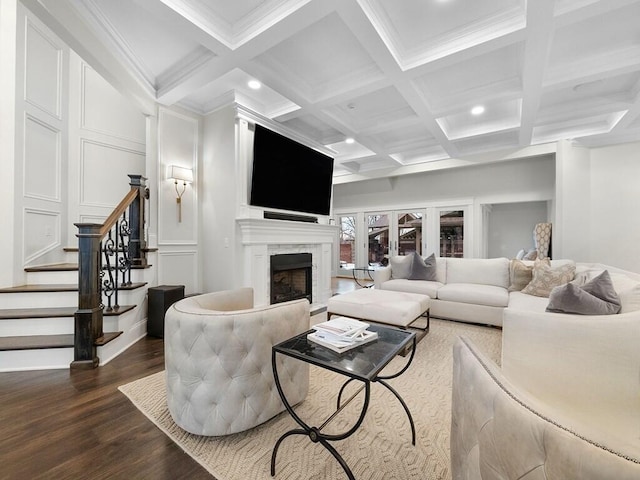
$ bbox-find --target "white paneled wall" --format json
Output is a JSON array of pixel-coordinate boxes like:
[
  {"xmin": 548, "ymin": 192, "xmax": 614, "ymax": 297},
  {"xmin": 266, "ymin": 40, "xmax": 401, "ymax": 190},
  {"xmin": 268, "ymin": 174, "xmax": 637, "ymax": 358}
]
[
  {"xmin": 10, "ymin": 3, "xmax": 148, "ymax": 273},
  {"xmin": 67, "ymin": 54, "xmax": 146, "ymax": 241},
  {"xmin": 15, "ymin": 5, "xmax": 67, "ymax": 271},
  {"xmin": 157, "ymin": 107, "xmax": 200, "ymax": 294},
  {"xmin": 157, "ymin": 250, "xmax": 199, "ymax": 294}
]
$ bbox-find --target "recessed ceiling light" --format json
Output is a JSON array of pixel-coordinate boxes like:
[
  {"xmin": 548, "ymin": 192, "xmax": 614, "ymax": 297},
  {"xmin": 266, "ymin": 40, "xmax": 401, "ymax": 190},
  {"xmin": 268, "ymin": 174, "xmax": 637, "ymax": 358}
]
[
  {"xmin": 345, "ymin": 137, "xmax": 355, "ymax": 144},
  {"xmin": 248, "ymin": 80, "xmax": 261, "ymax": 90},
  {"xmin": 471, "ymin": 105, "xmax": 485, "ymax": 116}
]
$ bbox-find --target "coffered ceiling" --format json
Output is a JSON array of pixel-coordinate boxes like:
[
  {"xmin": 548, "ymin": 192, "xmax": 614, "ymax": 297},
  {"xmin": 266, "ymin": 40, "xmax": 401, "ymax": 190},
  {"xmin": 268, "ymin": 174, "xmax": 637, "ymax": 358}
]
[{"xmin": 27, "ymin": 0, "xmax": 640, "ymax": 183}]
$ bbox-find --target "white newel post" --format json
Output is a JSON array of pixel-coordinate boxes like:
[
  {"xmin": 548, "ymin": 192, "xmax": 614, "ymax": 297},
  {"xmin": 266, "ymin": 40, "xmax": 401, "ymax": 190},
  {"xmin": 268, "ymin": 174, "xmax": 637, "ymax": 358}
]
[{"xmin": 237, "ymin": 219, "xmax": 338, "ymax": 306}]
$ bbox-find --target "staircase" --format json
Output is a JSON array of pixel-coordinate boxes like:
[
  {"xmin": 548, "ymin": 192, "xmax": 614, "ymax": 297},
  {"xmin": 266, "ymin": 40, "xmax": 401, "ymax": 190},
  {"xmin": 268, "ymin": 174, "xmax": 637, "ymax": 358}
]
[{"xmin": 0, "ymin": 175, "xmax": 154, "ymax": 372}]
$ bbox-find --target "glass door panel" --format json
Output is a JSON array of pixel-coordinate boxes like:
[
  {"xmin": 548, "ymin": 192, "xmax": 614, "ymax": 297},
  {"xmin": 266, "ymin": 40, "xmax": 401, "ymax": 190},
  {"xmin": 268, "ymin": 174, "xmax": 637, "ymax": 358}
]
[
  {"xmin": 440, "ymin": 210, "xmax": 464, "ymax": 257},
  {"xmin": 338, "ymin": 215, "xmax": 356, "ymax": 274},
  {"xmin": 397, "ymin": 211, "xmax": 423, "ymax": 256},
  {"xmin": 367, "ymin": 213, "xmax": 389, "ymax": 266}
]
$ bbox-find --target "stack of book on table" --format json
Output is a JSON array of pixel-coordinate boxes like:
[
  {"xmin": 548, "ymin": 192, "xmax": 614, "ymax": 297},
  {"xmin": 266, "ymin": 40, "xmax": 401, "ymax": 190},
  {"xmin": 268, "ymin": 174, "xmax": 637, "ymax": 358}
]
[{"xmin": 308, "ymin": 316, "xmax": 378, "ymax": 353}]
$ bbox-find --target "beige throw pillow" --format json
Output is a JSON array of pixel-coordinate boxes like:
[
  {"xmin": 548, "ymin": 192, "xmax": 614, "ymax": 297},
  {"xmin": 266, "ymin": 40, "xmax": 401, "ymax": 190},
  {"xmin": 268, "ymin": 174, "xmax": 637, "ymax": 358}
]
[
  {"xmin": 508, "ymin": 258, "xmax": 542, "ymax": 292},
  {"xmin": 521, "ymin": 259, "xmax": 575, "ymax": 297}
]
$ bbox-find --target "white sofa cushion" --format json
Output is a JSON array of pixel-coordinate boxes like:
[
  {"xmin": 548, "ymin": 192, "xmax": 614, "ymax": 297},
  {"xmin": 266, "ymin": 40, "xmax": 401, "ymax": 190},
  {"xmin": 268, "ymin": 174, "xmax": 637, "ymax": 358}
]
[
  {"xmin": 445, "ymin": 257, "xmax": 510, "ymax": 288},
  {"xmin": 437, "ymin": 283, "xmax": 509, "ymax": 308},
  {"xmin": 507, "ymin": 291, "xmax": 549, "ymax": 312},
  {"xmin": 379, "ymin": 278, "xmax": 443, "ymax": 298}
]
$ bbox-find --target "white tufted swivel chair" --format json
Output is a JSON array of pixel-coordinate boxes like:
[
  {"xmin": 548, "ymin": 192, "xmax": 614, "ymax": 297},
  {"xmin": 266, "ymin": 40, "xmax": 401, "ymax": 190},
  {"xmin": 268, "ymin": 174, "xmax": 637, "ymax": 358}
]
[{"xmin": 164, "ymin": 287, "xmax": 310, "ymax": 436}]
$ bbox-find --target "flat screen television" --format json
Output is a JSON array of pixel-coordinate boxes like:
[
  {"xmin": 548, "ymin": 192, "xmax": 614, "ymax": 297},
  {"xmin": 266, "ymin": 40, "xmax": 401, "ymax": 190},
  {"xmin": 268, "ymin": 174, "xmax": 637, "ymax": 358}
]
[{"xmin": 250, "ymin": 124, "xmax": 334, "ymax": 216}]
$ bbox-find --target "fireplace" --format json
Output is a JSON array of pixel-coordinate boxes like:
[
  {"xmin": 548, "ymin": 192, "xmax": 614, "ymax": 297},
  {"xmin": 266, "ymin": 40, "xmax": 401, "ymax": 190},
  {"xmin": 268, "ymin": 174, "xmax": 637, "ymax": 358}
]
[{"xmin": 270, "ymin": 253, "xmax": 312, "ymax": 304}]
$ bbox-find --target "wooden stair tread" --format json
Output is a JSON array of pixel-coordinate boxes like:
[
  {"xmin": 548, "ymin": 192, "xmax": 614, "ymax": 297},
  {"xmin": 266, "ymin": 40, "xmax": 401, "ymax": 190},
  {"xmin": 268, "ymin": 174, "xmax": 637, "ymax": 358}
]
[
  {"xmin": 0, "ymin": 282, "xmax": 147, "ymax": 293},
  {"xmin": 64, "ymin": 246, "xmax": 158, "ymax": 252},
  {"xmin": 95, "ymin": 331, "xmax": 123, "ymax": 346},
  {"xmin": 25, "ymin": 263, "xmax": 152, "ymax": 272},
  {"xmin": 0, "ymin": 332, "xmax": 123, "ymax": 351},
  {"xmin": 0, "ymin": 305, "xmax": 136, "ymax": 320},
  {"xmin": 24, "ymin": 263, "xmax": 78, "ymax": 272}
]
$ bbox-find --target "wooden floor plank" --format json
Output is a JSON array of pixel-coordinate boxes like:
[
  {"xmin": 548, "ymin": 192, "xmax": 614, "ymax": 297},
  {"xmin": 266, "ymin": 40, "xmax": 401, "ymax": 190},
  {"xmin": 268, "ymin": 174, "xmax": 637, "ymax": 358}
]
[
  {"xmin": 0, "ymin": 337, "xmax": 213, "ymax": 479},
  {"xmin": 0, "ymin": 278, "xmax": 359, "ymax": 479}
]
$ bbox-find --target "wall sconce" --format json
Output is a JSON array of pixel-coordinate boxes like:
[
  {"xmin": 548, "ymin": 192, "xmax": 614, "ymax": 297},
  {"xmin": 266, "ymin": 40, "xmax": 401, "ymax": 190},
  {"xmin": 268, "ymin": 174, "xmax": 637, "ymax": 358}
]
[{"xmin": 167, "ymin": 165, "xmax": 193, "ymax": 222}]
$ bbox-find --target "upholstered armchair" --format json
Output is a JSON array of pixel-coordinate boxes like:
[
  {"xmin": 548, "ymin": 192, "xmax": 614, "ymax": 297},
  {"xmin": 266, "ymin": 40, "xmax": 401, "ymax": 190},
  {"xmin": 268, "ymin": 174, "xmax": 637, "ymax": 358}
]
[
  {"xmin": 451, "ymin": 335, "xmax": 640, "ymax": 479},
  {"xmin": 164, "ymin": 287, "xmax": 310, "ymax": 436}
]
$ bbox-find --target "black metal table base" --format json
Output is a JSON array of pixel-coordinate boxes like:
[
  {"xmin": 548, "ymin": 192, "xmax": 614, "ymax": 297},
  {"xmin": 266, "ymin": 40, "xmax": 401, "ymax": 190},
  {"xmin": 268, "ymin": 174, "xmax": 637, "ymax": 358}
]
[{"xmin": 270, "ymin": 336, "xmax": 417, "ymax": 479}]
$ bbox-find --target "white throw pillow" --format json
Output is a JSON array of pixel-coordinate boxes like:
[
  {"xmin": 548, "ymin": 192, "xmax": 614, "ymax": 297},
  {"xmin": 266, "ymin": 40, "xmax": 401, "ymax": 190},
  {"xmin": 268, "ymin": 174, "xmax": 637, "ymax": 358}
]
[{"xmin": 390, "ymin": 255, "xmax": 412, "ymax": 279}]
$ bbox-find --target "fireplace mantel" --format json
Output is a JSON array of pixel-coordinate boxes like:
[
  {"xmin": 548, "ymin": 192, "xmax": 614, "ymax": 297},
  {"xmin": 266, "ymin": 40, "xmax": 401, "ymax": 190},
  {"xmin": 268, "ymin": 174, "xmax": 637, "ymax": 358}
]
[
  {"xmin": 236, "ymin": 218, "xmax": 338, "ymax": 306},
  {"xmin": 237, "ymin": 218, "xmax": 337, "ymax": 245}
]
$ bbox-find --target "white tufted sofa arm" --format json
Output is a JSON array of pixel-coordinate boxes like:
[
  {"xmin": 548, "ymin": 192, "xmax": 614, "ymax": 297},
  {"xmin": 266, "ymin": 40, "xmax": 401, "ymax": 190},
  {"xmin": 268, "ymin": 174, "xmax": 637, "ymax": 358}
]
[
  {"xmin": 451, "ymin": 336, "xmax": 640, "ymax": 479},
  {"xmin": 164, "ymin": 287, "xmax": 310, "ymax": 436}
]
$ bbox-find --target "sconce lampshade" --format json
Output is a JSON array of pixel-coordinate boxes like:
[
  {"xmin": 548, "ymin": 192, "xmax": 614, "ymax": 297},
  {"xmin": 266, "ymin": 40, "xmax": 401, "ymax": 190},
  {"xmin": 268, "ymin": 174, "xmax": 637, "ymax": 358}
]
[{"xmin": 167, "ymin": 165, "xmax": 193, "ymax": 184}]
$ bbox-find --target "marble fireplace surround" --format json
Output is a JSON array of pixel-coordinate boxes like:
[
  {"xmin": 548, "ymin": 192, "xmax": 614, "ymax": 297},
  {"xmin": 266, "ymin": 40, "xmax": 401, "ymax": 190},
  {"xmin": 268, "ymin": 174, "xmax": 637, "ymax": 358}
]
[{"xmin": 237, "ymin": 218, "xmax": 338, "ymax": 307}]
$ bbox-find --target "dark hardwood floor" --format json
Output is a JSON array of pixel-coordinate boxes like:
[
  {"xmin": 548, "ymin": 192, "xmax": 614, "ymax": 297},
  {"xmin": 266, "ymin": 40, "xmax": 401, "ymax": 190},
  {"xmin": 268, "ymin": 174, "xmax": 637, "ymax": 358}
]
[{"xmin": 0, "ymin": 277, "xmax": 361, "ymax": 480}]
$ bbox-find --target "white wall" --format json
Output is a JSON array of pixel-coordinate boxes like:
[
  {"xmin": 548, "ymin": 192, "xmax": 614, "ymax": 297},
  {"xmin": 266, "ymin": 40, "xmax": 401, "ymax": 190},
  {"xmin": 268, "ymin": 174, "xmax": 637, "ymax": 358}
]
[
  {"xmin": 67, "ymin": 51, "xmax": 146, "ymax": 241},
  {"xmin": 0, "ymin": 0, "xmax": 19, "ymax": 287},
  {"xmin": 588, "ymin": 141, "xmax": 640, "ymax": 273},
  {"xmin": 201, "ymin": 105, "xmax": 240, "ymax": 293},
  {"xmin": 333, "ymin": 155, "xmax": 555, "ymax": 259},
  {"xmin": 1, "ymin": 2, "xmax": 149, "ymax": 288},
  {"xmin": 487, "ymin": 201, "xmax": 549, "ymax": 258},
  {"xmin": 554, "ymin": 140, "xmax": 590, "ymax": 261},
  {"xmin": 333, "ymin": 155, "xmax": 555, "ymax": 211},
  {"xmin": 13, "ymin": 3, "xmax": 69, "ymax": 276},
  {"xmin": 156, "ymin": 107, "xmax": 200, "ymax": 294}
]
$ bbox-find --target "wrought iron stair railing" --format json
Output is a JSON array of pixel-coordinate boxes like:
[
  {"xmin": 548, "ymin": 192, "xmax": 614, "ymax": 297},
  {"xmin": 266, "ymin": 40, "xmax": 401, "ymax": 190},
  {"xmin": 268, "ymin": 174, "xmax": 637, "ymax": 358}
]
[{"xmin": 72, "ymin": 174, "xmax": 149, "ymax": 369}]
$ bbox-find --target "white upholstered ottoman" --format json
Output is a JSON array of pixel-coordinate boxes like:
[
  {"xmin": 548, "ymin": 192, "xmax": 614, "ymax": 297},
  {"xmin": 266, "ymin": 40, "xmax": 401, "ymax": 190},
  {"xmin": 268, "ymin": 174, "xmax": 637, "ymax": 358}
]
[{"xmin": 327, "ymin": 288, "xmax": 430, "ymax": 331}]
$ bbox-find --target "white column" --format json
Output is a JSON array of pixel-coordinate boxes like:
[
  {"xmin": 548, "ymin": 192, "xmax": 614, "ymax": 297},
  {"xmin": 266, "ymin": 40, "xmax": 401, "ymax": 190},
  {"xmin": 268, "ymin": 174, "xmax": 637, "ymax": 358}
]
[{"xmin": 0, "ymin": 0, "xmax": 18, "ymax": 287}]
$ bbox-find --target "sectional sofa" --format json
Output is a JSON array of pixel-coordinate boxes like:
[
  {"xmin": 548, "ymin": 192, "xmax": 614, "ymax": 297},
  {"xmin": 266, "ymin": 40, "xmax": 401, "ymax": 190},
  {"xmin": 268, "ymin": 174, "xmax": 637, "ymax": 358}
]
[
  {"xmin": 372, "ymin": 255, "xmax": 640, "ymax": 327},
  {"xmin": 372, "ymin": 254, "xmax": 640, "ymax": 478}
]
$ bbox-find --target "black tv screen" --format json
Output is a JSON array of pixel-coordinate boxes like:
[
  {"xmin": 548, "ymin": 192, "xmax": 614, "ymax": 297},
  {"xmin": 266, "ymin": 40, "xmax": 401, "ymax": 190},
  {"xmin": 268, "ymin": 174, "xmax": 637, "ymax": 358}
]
[{"xmin": 250, "ymin": 124, "xmax": 334, "ymax": 216}]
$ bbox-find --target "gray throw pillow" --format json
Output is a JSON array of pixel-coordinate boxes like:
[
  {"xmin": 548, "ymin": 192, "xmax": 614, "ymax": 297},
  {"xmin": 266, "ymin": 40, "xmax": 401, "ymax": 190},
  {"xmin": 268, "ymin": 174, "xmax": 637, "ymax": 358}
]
[
  {"xmin": 581, "ymin": 270, "xmax": 621, "ymax": 309},
  {"xmin": 546, "ymin": 270, "xmax": 621, "ymax": 315},
  {"xmin": 408, "ymin": 252, "xmax": 437, "ymax": 281},
  {"xmin": 390, "ymin": 255, "xmax": 412, "ymax": 279}
]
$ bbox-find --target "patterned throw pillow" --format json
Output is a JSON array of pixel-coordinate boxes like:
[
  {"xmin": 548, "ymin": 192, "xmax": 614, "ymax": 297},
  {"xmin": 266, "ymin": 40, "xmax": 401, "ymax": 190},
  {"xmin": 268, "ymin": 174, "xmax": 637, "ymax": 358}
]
[
  {"xmin": 521, "ymin": 259, "xmax": 576, "ymax": 297},
  {"xmin": 508, "ymin": 258, "xmax": 541, "ymax": 291}
]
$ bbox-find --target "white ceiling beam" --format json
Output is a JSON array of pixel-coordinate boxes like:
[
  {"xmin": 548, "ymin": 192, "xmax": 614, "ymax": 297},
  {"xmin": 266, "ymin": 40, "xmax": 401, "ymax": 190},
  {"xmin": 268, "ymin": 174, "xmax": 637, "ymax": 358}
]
[
  {"xmin": 518, "ymin": 0, "xmax": 555, "ymax": 146},
  {"xmin": 155, "ymin": 0, "xmax": 339, "ymax": 105}
]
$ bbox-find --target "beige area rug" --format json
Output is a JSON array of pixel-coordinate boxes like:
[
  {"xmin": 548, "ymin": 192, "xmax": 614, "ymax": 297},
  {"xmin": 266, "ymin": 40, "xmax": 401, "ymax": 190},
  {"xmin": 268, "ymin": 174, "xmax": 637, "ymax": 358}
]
[{"xmin": 119, "ymin": 319, "xmax": 501, "ymax": 480}]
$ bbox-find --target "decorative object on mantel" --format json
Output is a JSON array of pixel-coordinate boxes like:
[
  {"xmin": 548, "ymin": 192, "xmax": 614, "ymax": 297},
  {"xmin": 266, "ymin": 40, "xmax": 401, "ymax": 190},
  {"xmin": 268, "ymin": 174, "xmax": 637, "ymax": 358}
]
[{"xmin": 166, "ymin": 165, "xmax": 193, "ymax": 222}]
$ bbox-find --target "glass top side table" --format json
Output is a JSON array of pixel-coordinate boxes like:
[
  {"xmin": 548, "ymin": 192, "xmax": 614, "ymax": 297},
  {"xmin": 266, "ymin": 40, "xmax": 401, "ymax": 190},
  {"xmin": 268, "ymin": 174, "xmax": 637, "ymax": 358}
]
[{"xmin": 270, "ymin": 324, "xmax": 417, "ymax": 479}]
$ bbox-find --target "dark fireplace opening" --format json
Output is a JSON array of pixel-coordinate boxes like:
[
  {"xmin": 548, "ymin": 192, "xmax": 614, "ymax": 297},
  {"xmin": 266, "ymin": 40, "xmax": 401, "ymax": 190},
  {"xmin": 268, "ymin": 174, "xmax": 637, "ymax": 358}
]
[{"xmin": 270, "ymin": 253, "xmax": 312, "ymax": 305}]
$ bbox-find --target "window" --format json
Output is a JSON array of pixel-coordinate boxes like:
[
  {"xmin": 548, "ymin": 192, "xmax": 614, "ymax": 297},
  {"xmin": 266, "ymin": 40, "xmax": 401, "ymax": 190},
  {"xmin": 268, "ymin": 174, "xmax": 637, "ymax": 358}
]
[
  {"xmin": 338, "ymin": 215, "xmax": 356, "ymax": 271},
  {"xmin": 440, "ymin": 210, "xmax": 464, "ymax": 257},
  {"xmin": 397, "ymin": 211, "xmax": 423, "ymax": 256},
  {"xmin": 367, "ymin": 213, "xmax": 389, "ymax": 266}
]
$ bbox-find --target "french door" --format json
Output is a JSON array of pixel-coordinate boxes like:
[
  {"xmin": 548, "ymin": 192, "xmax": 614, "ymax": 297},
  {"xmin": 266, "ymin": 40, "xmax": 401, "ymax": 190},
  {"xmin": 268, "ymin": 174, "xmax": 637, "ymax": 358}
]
[
  {"xmin": 365, "ymin": 209, "xmax": 427, "ymax": 264},
  {"xmin": 335, "ymin": 206, "xmax": 468, "ymax": 274}
]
